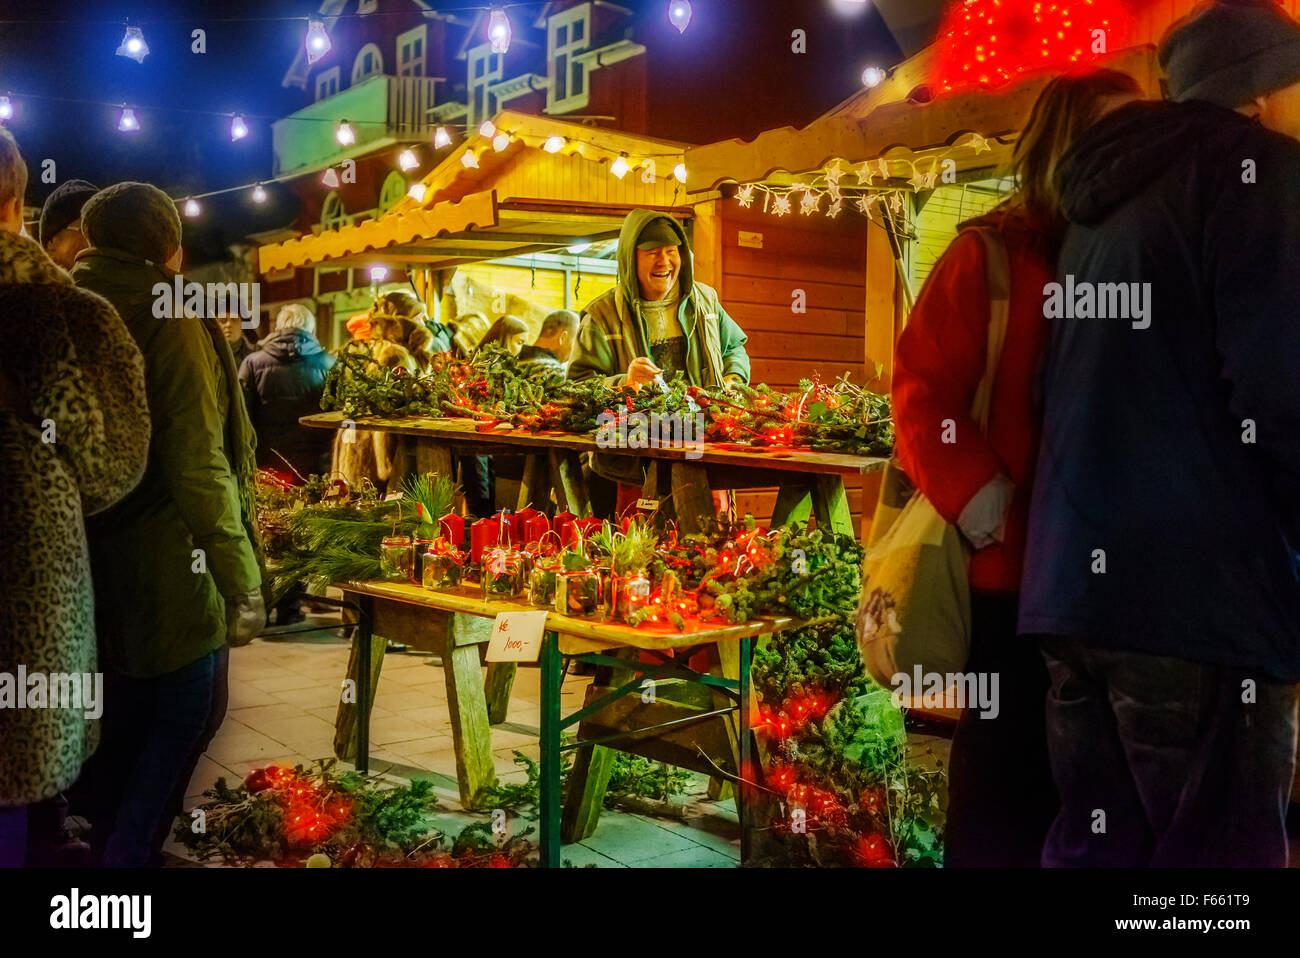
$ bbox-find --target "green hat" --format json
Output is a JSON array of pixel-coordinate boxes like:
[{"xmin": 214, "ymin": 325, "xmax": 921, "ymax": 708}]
[{"xmin": 635, "ymin": 218, "xmax": 681, "ymax": 251}]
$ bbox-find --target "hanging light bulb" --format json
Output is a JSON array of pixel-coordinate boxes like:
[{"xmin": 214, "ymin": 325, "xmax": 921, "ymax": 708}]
[
  {"xmin": 398, "ymin": 149, "xmax": 419, "ymax": 171},
  {"xmin": 369, "ymin": 265, "xmax": 389, "ymax": 283},
  {"xmin": 673, "ymin": 163, "xmax": 687, "ymax": 183},
  {"xmin": 478, "ymin": 119, "xmax": 496, "ymax": 139},
  {"xmin": 116, "ymin": 26, "xmax": 149, "ymax": 63},
  {"xmin": 0, "ymin": 96, "xmax": 12, "ymax": 122},
  {"xmin": 433, "ymin": 126, "xmax": 452, "ymax": 149},
  {"xmin": 251, "ymin": 183, "xmax": 268, "ymax": 204},
  {"xmin": 461, "ymin": 151, "xmax": 480, "ymax": 169},
  {"xmin": 407, "ymin": 182, "xmax": 428, "ymax": 203},
  {"xmin": 321, "ymin": 167, "xmax": 341, "ymax": 189},
  {"xmin": 668, "ymin": 1, "xmax": 693, "ymax": 34},
  {"xmin": 861, "ymin": 66, "xmax": 886, "ymax": 88},
  {"xmin": 117, "ymin": 107, "xmax": 140, "ymax": 133},
  {"xmin": 492, "ymin": 132, "xmax": 510, "ymax": 152},
  {"xmin": 543, "ymin": 135, "xmax": 565, "ymax": 154},
  {"xmin": 182, "ymin": 198, "xmax": 201, "ymax": 219},
  {"xmin": 305, "ymin": 19, "xmax": 332, "ymax": 64},
  {"xmin": 487, "ymin": 9, "xmax": 512, "ymax": 54},
  {"xmin": 609, "ymin": 155, "xmax": 631, "ymax": 179},
  {"xmin": 230, "ymin": 114, "xmax": 249, "ymax": 142},
  {"xmin": 335, "ymin": 119, "xmax": 356, "ymax": 146}
]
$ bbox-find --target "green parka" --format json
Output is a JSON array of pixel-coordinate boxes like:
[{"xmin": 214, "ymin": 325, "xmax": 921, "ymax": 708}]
[
  {"xmin": 73, "ymin": 248, "xmax": 261, "ymax": 679},
  {"xmin": 567, "ymin": 209, "xmax": 750, "ymax": 483}
]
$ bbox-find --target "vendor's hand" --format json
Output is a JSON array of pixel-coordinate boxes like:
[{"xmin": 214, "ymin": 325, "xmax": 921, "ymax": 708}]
[
  {"xmin": 225, "ymin": 589, "xmax": 267, "ymax": 647},
  {"xmin": 626, "ymin": 357, "xmax": 662, "ymax": 390}
]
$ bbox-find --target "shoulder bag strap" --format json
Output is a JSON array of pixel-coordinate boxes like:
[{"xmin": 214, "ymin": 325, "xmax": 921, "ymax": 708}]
[{"xmin": 968, "ymin": 227, "xmax": 1011, "ymax": 435}]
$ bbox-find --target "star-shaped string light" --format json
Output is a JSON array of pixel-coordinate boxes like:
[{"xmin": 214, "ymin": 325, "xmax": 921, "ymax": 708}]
[
  {"xmin": 772, "ymin": 193, "xmax": 792, "ymax": 217},
  {"xmin": 736, "ymin": 183, "xmax": 755, "ymax": 208},
  {"xmin": 799, "ymin": 190, "xmax": 820, "ymax": 215}
]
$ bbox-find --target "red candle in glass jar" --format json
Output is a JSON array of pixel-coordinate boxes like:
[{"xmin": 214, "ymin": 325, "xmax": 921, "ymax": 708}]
[
  {"xmin": 470, "ymin": 516, "xmax": 500, "ymax": 564},
  {"xmin": 439, "ymin": 513, "xmax": 466, "ymax": 551}
]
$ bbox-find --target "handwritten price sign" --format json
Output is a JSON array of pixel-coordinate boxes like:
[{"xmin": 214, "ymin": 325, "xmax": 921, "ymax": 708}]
[{"xmin": 484, "ymin": 610, "xmax": 550, "ymax": 662}]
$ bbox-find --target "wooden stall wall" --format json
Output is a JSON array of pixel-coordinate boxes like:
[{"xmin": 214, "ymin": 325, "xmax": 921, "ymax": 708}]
[{"xmin": 695, "ymin": 198, "xmax": 895, "ymax": 539}]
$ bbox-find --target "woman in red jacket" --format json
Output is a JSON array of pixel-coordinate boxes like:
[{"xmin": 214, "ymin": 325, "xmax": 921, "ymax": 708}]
[{"xmin": 891, "ymin": 69, "xmax": 1142, "ymax": 867}]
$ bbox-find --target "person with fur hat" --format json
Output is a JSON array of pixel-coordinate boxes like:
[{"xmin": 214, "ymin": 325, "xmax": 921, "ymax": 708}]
[
  {"xmin": 38, "ymin": 178, "xmax": 97, "ymax": 270},
  {"xmin": 68, "ymin": 181, "xmax": 264, "ymax": 867},
  {"xmin": 1021, "ymin": 0, "xmax": 1300, "ymax": 867}
]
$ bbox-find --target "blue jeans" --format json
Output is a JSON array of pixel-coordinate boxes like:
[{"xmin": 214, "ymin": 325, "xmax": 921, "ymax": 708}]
[
  {"xmin": 1040, "ymin": 637, "xmax": 1298, "ymax": 867},
  {"xmin": 99, "ymin": 650, "xmax": 219, "ymax": 868}
]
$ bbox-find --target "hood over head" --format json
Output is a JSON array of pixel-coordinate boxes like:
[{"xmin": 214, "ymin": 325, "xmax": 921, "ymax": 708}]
[
  {"xmin": 1056, "ymin": 100, "xmax": 1237, "ymax": 225},
  {"xmin": 615, "ymin": 209, "xmax": 693, "ymax": 307},
  {"xmin": 260, "ymin": 326, "xmax": 323, "ymax": 361}
]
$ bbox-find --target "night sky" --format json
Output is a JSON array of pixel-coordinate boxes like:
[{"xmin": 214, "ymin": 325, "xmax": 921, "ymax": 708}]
[
  {"xmin": 0, "ymin": 0, "xmax": 901, "ymax": 261},
  {"xmin": 0, "ymin": 0, "xmax": 310, "ymax": 258}
]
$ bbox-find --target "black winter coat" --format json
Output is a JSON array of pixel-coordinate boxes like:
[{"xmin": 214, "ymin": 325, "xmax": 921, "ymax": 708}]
[
  {"xmin": 1020, "ymin": 100, "xmax": 1300, "ymax": 680},
  {"xmin": 239, "ymin": 328, "xmax": 335, "ymax": 478}
]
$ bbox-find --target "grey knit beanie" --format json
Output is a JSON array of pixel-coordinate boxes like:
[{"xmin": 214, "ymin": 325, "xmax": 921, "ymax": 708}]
[
  {"xmin": 1160, "ymin": 1, "xmax": 1300, "ymax": 108},
  {"xmin": 81, "ymin": 181, "xmax": 183, "ymax": 266}
]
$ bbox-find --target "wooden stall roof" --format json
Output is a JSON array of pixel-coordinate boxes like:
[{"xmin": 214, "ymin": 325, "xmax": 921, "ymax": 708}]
[
  {"xmin": 257, "ymin": 109, "xmax": 694, "ymax": 274},
  {"xmin": 684, "ymin": 44, "xmax": 1161, "ymax": 193}
]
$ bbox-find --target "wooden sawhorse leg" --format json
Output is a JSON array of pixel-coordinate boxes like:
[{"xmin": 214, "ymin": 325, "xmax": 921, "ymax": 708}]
[{"xmin": 443, "ymin": 613, "xmax": 498, "ymax": 808}]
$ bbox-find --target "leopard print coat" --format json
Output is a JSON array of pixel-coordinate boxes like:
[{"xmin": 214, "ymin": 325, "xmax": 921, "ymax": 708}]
[{"xmin": 0, "ymin": 231, "xmax": 149, "ymax": 805}]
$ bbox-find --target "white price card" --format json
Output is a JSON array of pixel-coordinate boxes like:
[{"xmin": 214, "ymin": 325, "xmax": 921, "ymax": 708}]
[{"xmin": 485, "ymin": 610, "xmax": 550, "ymax": 662}]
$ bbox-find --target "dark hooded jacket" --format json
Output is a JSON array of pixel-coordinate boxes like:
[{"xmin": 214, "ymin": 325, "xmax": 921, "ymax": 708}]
[
  {"xmin": 239, "ymin": 327, "xmax": 335, "ymax": 478},
  {"xmin": 1019, "ymin": 100, "xmax": 1300, "ymax": 680}
]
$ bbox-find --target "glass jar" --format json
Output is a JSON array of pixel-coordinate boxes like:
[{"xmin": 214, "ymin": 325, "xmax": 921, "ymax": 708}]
[
  {"xmin": 611, "ymin": 571, "xmax": 652, "ymax": 623},
  {"xmin": 527, "ymin": 564, "xmax": 558, "ymax": 607},
  {"xmin": 422, "ymin": 551, "xmax": 462, "ymax": 591},
  {"xmin": 556, "ymin": 569, "xmax": 600, "ymax": 616},
  {"xmin": 379, "ymin": 535, "xmax": 414, "ymax": 581},
  {"xmin": 482, "ymin": 547, "xmax": 525, "ymax": 599}
]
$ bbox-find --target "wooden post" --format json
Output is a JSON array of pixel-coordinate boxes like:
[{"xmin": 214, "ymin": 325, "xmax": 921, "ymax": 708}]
[
  {"xmin": 483, "ymin": 661, "xmax": 516, "ymax": 725},
  {"xmin": 560, "ymin": 648, "xmax": 638, "ymax": 843},
  {"xmin": 669, "ymin": 461, "xmax": 715, "ymax": 535},
  {"xmin": 554, "ymin": 449, "xmax": 592, "ymax": 517},
  {"xmin": 442, "ymin": 616, "xmax": 498, "ymax": 808},
  {"xmin": 334, "ymin": 594, "xmax": 385, "ymax": 762}
]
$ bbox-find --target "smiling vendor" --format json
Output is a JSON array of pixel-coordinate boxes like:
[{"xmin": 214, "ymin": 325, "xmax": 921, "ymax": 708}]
[{"xmin": 568, "ymin": 209, "xmax": 751, "ymax": 495}]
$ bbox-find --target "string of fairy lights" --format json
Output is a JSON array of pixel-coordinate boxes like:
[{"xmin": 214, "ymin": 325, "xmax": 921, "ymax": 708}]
[{"xmin": 0, "ymin": 1, "xmax": 709, "ymax": 217}]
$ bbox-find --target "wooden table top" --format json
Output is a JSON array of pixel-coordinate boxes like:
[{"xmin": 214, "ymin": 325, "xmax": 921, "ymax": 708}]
[
  {"xmin": 339, "ymin": 578, "xmax": 803, "ymax": 653},
  {"xmin": 301, "ymin": 411, "xmax": 886, "ymax": 478}
]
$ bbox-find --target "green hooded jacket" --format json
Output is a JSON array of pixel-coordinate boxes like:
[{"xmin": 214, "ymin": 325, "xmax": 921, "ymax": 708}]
[
  {"xmin": 74, "ymin": 248, "xmax": 261, "ymax": 678},
  {"xmin": 568, "ymin": 209, "xmax": 750, "ymax": 483}
]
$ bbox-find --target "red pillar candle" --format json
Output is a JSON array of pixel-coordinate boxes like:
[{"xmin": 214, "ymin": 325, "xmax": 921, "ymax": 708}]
[
  {"xmin": 522, "ymin": 512, "xmax": 551, "ymax": 547},
  {"xmin": 552, "ymin": 511, "xmax": 577, "ymax": 545},
  {"xmin": 470, "ymin": 516, "xmax": 500, "ymax": 565},
  {"xmin": 439, "ymin": 513, "xmax": 465, "ymax": 551},
  {"xmin": 563, "ymin": 516, "xmax": 604, "ymax": 548}
]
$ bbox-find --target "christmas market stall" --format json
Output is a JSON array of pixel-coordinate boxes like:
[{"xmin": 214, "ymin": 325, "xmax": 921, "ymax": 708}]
[{"xmin": 252, "ymin": 108, "xmax": 932, "ymax": 868}]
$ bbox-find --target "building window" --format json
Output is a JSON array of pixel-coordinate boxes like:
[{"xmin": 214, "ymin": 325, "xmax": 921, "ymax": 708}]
[
  {"xmin": 352, "ymin": 42, "xmax": 384, "ymax": 84},
  {"xmin": 397, "ymin": 24, "xmax": 427, "ymax": 78},
  {"xmin": 467, "ymin": 42, "xmax": 502, "ymax": 126},
  {"xmin": 315, "ymin": 66, "xmax": 340, "ymax": 102},
  {"xmin": 321, "ymin": 191, "xmax": 347, "ymax": 230},
  {"xmin": 378, "ymin": 172, "xmax": 408, "ymax": 213},
  {"xmin": 357, "ymin": 0, "xmax": 378, "ymax": 13},
  {"xmin": 547, "ymin": 2, "xmax": 591, "ymax": 112}
]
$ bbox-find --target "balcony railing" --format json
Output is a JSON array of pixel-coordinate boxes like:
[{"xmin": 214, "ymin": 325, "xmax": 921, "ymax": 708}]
[{"xmin": 272, "ymin": 74, "xmax": 442, "ymax": 176}]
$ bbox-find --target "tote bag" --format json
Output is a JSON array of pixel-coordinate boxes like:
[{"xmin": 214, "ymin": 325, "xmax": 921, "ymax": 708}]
[{"xmin": 857, "ymin": 228, "xmax": 1010, "ymax": 689}]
